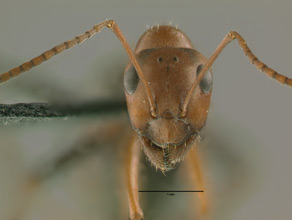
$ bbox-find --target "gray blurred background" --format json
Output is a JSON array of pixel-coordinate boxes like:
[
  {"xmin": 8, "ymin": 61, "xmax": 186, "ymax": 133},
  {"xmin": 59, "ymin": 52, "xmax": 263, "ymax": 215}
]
[{"xmin": 0, "ymin": 0, "xmax": 291, "ymax": 219}]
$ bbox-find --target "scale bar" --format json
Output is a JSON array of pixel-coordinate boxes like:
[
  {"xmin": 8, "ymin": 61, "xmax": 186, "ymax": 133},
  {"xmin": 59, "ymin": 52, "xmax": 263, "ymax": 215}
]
[{"xmin": 139, "ymin": 190, "xmax": 204, "ymax": 192}]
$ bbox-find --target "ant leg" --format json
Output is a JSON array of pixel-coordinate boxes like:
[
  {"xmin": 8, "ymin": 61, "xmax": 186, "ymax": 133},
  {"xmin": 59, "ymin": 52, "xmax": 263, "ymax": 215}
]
[
  {"xmin": 125, "ymin": 134, "xmax": 144, "ymax": 220},
  {"xmin": 185, "ymin": 145, "xmax": 209, "ymax": 219},
  {"xmin": 181, "ymin": 31, "xmax": 291, "ymax": 116},
  {"xmin": 11, "ymin": 121, "xmax": 128, "ymax": 219},
  {"xmin": 12, "ymin": 175, "xmax": 42, "ymax": 220}
]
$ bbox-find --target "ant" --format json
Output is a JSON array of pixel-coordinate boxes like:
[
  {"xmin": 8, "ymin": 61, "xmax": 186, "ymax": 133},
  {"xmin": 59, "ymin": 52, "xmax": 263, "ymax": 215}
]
[{"xmin": 0, "ymin": 20, "xmax": 291, "ymax": 220}]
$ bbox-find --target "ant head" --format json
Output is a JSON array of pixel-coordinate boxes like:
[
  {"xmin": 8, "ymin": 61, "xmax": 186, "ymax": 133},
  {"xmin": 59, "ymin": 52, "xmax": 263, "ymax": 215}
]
[{"xmin": 124, "ymin": 47, "xmax": 213, "ymax": 171}]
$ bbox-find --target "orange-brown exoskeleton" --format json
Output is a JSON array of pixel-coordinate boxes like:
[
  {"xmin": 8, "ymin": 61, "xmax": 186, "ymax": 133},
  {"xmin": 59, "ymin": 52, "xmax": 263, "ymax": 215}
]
[
  {"xmin": 0, "ymin": 20, "xmax": 291, "ymax": 220},
  {"xmin": 124, "ymin": 26, "xmax": 212, "ymax": 171}
]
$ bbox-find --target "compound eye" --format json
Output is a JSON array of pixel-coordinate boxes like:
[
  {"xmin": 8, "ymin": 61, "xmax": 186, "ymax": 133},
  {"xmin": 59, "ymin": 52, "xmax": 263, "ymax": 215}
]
[
  {"xmin": 124, "ymin": 66, "xmax": 139, "ymax": 95},
  {"xmin": 196, "ymin": 64, "xmax": 213, "ymax": 94}
]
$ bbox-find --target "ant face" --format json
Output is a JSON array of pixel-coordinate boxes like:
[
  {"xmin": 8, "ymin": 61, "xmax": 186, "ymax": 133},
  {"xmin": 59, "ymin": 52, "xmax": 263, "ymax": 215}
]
[{"xmin": 124, "ymin": 48, "xmax": 213, "ymax": 171}]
